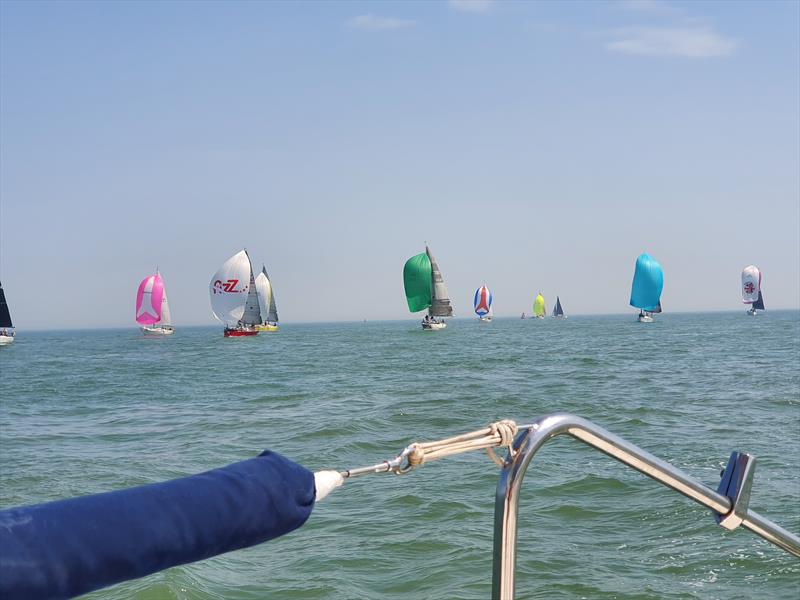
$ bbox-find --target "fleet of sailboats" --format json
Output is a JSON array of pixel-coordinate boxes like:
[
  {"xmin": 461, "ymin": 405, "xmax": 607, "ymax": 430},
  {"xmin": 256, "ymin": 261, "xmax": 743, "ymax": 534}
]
[
  {"xmin": 136, "ymin": 271, "xmax": 174, "ymax": 336},
  {"xmin": 3, "ymin": 251, "xmax": 777, "ymax": 334},
  {"xmin": 473, "ymin": 286, "xmax": 493, "ymax": 322},
  {"xmin": 742, "ymin": 265, "xmax": 765, "ymax": 316},
  {"xmin": 0, "ymin": 281, "xmax": 14, "ymax": 346},
  {"xmin": 630, "ymin": 253, "xmax": 664, "ymax": 323},
  {"xmin": 403, "ymin": 245, "xmax": 453, "ymax": 330},
  {"xmin": 533, "ymin": 293, "xmax": 546, "ymax": 319}
]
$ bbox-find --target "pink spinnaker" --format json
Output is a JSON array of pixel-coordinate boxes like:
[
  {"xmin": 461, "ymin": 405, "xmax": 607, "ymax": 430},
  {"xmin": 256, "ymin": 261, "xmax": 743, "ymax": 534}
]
[{"xmin": 136, "ymin": 274, "xmax": 164, "ymax": 325}]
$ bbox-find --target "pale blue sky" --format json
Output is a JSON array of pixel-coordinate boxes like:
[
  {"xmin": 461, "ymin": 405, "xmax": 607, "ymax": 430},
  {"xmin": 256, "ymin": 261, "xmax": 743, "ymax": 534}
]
[{"xmin": 1, "ymin": 0, "xmax": 798, "ymax": 328}]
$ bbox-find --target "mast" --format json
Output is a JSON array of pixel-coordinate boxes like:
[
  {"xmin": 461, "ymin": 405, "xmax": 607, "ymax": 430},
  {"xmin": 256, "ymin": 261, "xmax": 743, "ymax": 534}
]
[
  {"xmin": 426, "ymin": 246, "xmax": 453, "ymax": 318},
  {"xmin": 0, "ymin": 282, "xmax": 12, "ymax": 328}
]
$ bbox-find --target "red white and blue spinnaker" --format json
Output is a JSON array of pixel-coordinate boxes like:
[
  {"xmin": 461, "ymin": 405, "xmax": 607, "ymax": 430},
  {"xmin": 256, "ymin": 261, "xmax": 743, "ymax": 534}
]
[{"xmin": 473, "ymin": 286, "xmax": 492, "ymax": 317}]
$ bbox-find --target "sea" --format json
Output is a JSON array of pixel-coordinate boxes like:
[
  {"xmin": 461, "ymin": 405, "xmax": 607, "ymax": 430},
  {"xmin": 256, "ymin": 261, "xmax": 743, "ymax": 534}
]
[{"xmin": 1, "ymin": 312, "xmax": 798, "ymax": 599}]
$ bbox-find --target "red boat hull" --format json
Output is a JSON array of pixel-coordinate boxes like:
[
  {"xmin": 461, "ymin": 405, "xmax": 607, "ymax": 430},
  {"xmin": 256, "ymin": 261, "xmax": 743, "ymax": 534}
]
[{"xmin": 224, "ymin": 329, "xmax": 258, "ymax": 337}]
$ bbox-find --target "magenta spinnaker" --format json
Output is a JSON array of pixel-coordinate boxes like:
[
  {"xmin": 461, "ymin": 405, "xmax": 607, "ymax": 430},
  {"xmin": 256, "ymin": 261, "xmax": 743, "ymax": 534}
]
[{"xmin": 135, "ymin": 274, "xmax": 164, "ymax": 325}]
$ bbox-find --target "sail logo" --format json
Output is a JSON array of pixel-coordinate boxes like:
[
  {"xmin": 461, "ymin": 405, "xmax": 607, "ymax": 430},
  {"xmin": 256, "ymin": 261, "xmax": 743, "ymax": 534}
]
[
  {"xmin": 212, "ymin": 279, "xmax": 241, "ymax": 294},
  {"xmin": 744, "ymin": 282, "xmax": 755, "ymax": 294}
]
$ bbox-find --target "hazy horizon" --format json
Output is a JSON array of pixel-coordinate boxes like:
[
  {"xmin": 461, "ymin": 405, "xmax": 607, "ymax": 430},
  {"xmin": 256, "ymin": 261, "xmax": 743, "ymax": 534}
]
[{"xmin": 2, "ymin": 0, "xmax": 798, "ymax": 329}]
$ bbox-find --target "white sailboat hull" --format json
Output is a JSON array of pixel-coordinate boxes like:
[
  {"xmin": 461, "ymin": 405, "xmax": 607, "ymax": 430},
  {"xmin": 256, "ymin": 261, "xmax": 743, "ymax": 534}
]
[
  {"xmin": 141, "ymin": 325, "xmax": 175, "ymax": 336},
  {"xmin": 0, "ymin": 334, "xmax": 14, "ymax": 345},
  {"xmin": 422, "ymin": 321, "xmax": 447, "ymax": 330},
  {"xmin": 638, "ymin": 314, "xmax": 654, "ymax": 323},
  {"xmin": 479, "ymin": 316, "xmax": 492, "ymax": 322}
]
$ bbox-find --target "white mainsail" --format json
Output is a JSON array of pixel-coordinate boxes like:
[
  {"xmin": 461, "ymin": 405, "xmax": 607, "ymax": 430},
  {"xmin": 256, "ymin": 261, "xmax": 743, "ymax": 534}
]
[
  {"xmin": 209, "ymin": 250, "xmax": 253, "ymax": 327},
  {"xmin": 160, "ymin": 286, "xmax": 172, "ymax": 326},
  {"xmin": 255, "ymin": 270, "xmax": 272, "ymax": 323}
]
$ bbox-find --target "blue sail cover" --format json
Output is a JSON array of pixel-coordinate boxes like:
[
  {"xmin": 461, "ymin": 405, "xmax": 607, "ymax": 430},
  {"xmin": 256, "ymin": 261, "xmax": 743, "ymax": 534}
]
[
  {"xmin": 629, "ymin": 253, "xmax": 664, "ymax": 311},
  {"xmin": 0, "ymin": 450, "xmax": 315, "ymax": 600}
]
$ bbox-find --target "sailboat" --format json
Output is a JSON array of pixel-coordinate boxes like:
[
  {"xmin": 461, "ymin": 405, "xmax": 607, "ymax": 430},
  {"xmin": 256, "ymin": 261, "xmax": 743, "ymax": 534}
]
[
  {"xmin": 403, "ymin": 245, "xmax": 454, "ymax": 330},
  {"xmin": 474, "ymin": 286, "xmax": 493, "ymax": 322},
  {"xmin": 0, "ymin": 281, "xmax": 14, "ymax": 345},
  {"xmin": 135, "ymin": 271, "xmax": 174, "ymax": 336},
  {"xmin": 630, "ymin": 253, "xmax": 663, "ymax": 323},
  {"xmin": 551, "ymin": 296, "xmax": 566, "ymax": 319},
  {"xmin": 209, "ymin": 250, "xmax": 260, "ymax": 337},
  {"xmin": 742, "ymin": 265, "xmax": 765, "ymax": 316},
  {"xmin": 533, "ymin": 293, "xmax": 546, "ymax": 319},
  {"xmin": 255, "ymin": 266, "xmax": 279, "ymax": 332}
]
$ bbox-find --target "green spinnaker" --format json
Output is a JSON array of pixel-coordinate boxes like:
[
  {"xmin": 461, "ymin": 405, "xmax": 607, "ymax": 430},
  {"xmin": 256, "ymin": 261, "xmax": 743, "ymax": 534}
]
[
  {"xmin": 403, "ymin": 253, "xmax": 432, "ymax": 313},
  {"xmin": 533, "ymin": 294, "xmax": 546, "ymax": 317}
]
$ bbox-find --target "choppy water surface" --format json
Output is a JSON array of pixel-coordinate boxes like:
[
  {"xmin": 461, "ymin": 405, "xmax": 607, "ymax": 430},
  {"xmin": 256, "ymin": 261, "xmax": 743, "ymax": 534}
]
[{"xmin": 1, "ymin": 312, "xmax": 798, "ymax": 599}]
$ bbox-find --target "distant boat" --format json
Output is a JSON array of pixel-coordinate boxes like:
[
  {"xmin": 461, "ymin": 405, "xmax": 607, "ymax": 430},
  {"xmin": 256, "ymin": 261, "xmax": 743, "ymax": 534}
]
[
  {"xmin": 533, "ymin": 293, "xmax": 546, "ymax": 319},
  {"xmin": 630, "ymin": 253, "xmax": 663, "ymax": 323},
  {"xmin": 520, "ymin": 312, "xmax": 526, "ymax": 319},
  {"xmin": 136, "ymin": 271, "xmax": 174, "ymax": 336},
  {"xmin": 403, "ymin": 245, "xmax": 453, "ymax": 330},
  {"xmin": 255, "ymin": 266, "xmax": 279, "ymax": 332},
  {"xmin": 552, "ymin": 296, "xmax": 566, "ymax": 319},
  {"xmin": 742, "ymin": 265, "xmax": 765, "ymax": 316},
  {"xmin": 474, "ymin": 286, "xmax": 493, "ymax": 322},
  {"xmin": 209, "ymin": 250, "xmax": 260, "ymax": 337},
  {"xmin": 0, "ymin": 281, "xmax": 15, "ymax": 346}
]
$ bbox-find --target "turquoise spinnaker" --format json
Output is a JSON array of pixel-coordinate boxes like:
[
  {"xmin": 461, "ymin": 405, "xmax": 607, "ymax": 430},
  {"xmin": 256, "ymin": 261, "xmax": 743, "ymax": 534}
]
[{"xmin": 629, "ymin": 253, "xmax": 663, "ymax": 311}]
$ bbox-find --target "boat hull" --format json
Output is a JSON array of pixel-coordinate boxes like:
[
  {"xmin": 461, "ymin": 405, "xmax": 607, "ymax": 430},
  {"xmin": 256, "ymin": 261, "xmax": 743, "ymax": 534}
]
[
  {"xmin": 422, "ymin": 321, "xmax": 446, "ymax": 330},
  {"xmin": 141, "ymin": 326, "xmax": 174, "ymax": 336},
  {"xmin": 224, "ymin": 328, "xmax": 258, "ymax": 337},
  {"xmin": 478, "ymin": 316, "xmax": 492, "ymax": 322},
  {"xmin": 255, "ymin": 323, "xmax": 279, "ymax": 332},
  {"xmin": 0, "ymin": 335, "xmax": 14, "ymax": 346},
  {"xmin": 638, "ymin": 314, "xmax": 654, "ymax": 323},
  {"xmin": 746, "ymin": 308, "xmax": 758, "ymax": 316}
]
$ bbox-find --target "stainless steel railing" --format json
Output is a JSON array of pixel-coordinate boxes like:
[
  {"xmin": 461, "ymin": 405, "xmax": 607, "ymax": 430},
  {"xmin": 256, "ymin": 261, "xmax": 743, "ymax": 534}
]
[{"xmin": 491, "ymin": 413, "xmax": 800, "ymax": 600}]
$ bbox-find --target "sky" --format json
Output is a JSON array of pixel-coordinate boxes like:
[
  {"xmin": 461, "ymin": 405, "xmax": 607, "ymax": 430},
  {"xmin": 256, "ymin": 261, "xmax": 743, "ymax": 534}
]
[{"xmin": 1, "ymin": 0, "xmax": 798, "ymax": 329}]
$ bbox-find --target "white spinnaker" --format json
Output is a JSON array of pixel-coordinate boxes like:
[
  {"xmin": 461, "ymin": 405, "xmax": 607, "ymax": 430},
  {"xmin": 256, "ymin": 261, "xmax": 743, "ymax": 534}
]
[
  {"xmin": 255, "ymin": 271, "xmax": 272, "ymax": 324},
  {"xmin": 741, "ymin": 265, "xmax": 760, "ymax": 304},
  {"xmin": 209, "ymin": 250, "xmax": 252, "ymax": 326},
  {"xmin": 160, "ymin": 286, "xmax": 172, "ymax": 326}
]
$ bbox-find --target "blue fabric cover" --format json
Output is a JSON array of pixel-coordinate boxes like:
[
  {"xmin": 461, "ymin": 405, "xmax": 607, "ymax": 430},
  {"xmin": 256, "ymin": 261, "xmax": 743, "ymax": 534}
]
[{"xmin": 0, "ymin": 450, "xmax": 315, "ymax": 599}]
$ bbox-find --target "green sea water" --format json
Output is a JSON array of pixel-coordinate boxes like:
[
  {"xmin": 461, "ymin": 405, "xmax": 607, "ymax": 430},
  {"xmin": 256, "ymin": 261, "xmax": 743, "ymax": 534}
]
[{"xmin": 1, "ymin": 312, "xmax": 798, "ymax": 599}]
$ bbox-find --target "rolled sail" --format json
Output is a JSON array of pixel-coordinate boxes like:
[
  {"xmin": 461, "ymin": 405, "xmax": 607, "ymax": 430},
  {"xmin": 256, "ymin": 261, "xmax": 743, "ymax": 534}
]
[
  {"xmin": 403, "ymin": 252, "xmax": 432, "ymax": 313},
  {"xmin": 630, "ymin": 253, "xmax": 663, "ymax": 311},
  {"xmin": 0, "ymin": 451, "xmax": 315, "ymax": 600},
  {"xmin": 741, "ymin": 265, "xmax": 761, "ymax": 304},
  {"xmin": 426, "ymin": 246, "xmax": 453, "ymax": 317},
  {"xmin": 209, "ymin": 250, "xmax": 253, "ymax": 326}
]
